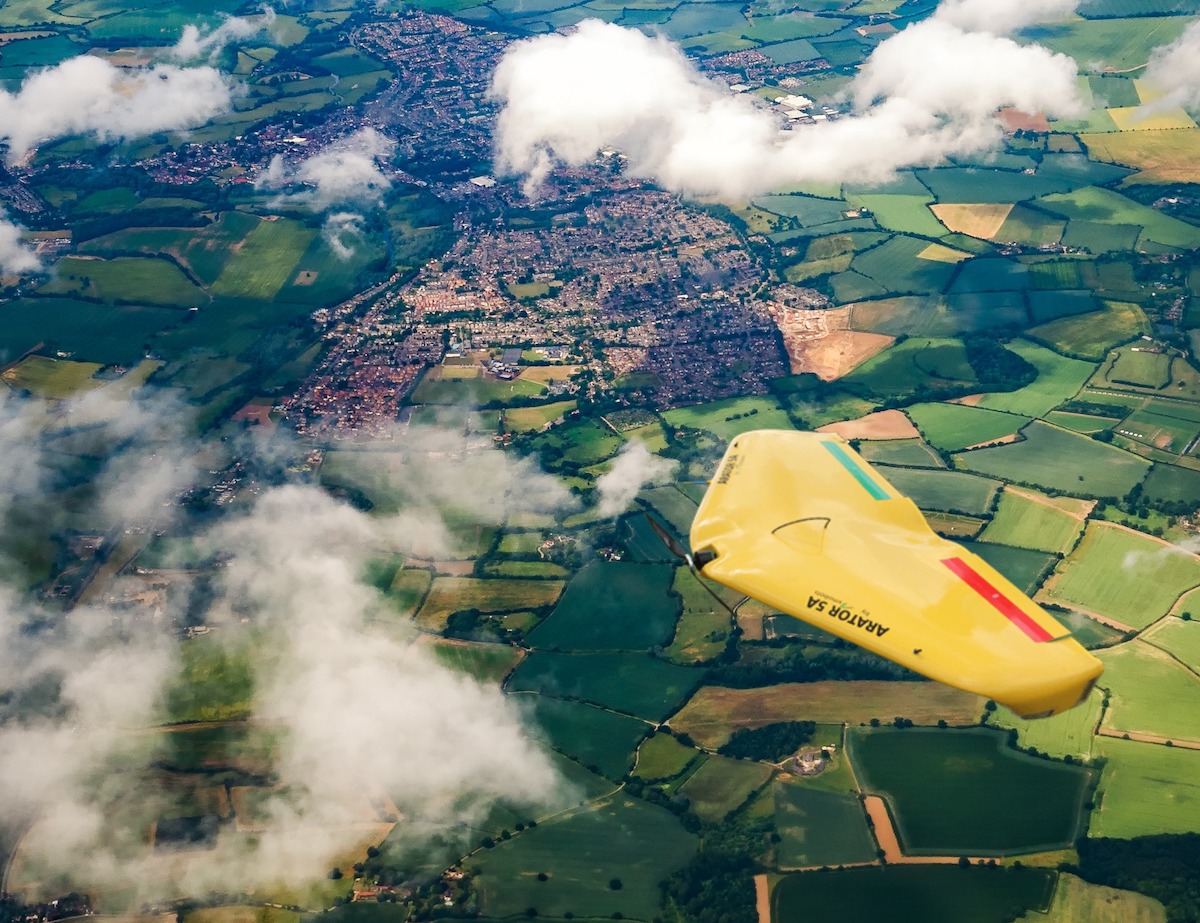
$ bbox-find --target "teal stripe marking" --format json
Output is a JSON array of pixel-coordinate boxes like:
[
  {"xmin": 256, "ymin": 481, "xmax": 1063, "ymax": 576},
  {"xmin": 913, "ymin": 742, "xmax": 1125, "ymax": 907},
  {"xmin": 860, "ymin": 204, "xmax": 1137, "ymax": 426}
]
[{"xmin": 823, "ymin": 441, "xmax": 890, "ymax": 501}]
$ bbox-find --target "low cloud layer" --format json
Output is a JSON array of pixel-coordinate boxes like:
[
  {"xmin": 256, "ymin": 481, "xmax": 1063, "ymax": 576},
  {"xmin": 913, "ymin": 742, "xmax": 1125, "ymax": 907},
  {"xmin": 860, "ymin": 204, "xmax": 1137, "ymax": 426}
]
[
  {"xmin": 490, "ymin": 1, "xmax": 1083, "ymax": 198},
  {"xmin": 0, "ymin": 393, "xmax": 572, "ymax": 902},
  {"xmin": 595, "ymin": 440, "xmax": 676, "ymax": 518},
  {"xmin": 1143, "ymin": 18, "xmax": 1200, "ymax": 111},
  {"xmin": 171, "ymin": 10, "xmax": 275, "ymax": 62},
  {"xmin": 0, "ymin": 213, "xmax": 39, "ymax": 274},
  {"xmin": 0, "ymin": 55, "xmax": 232, "ymax": 165},
  {"xmin": 257, "ymin": 128, "xmax": 395, "ymax": 210}
]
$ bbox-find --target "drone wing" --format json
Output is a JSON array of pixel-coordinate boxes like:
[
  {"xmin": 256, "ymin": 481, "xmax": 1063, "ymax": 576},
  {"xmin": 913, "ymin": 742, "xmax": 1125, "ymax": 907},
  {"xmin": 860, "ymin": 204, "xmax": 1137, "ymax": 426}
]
[{"xmin": 689, "ymin": 430, "xmax": 1102, "ymax": 718}]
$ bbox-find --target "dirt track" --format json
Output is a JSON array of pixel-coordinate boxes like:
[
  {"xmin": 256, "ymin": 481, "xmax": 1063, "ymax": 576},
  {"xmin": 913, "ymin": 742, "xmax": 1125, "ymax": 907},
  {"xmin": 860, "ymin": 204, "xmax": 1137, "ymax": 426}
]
[{"xmin": 754, "ymin": 874, "xmax": 770, "ymax": 923}]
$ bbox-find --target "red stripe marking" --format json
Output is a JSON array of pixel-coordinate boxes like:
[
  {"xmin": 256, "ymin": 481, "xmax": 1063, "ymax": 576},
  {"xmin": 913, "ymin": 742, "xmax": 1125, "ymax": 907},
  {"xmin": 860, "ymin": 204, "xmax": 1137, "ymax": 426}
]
[{"xmin": 941, "ymin": 557, "xmax": 1053, "ymax": 643}]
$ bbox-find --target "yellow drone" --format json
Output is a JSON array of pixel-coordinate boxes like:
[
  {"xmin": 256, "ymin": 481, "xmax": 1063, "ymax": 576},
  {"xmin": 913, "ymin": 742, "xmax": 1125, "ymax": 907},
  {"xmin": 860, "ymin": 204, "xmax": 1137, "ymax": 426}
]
[{"xmin": 676, "ymin": 430, "xmax": 1101, "ymax": 719}]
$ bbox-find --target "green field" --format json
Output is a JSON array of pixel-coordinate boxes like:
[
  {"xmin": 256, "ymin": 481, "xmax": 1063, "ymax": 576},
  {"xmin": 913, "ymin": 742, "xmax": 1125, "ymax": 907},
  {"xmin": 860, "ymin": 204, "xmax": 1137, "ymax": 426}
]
[
  {"xmin": 1028, "ymin": 301, "xmax": 1149, "ymax": 360},
  {"xmin": 976, "ymin": 341, "xmax": 1097, "ymax": 418},
  {"xmin": 415, "ymin": 577, "xmax": 564, "ymax": 631},
  {"xmin": 638, "ymin": 485, "xmax": 699, "ymax": 535},
  {"xmin": 420, "ymin": 638, "xmax": 521, "ymax": 684},
  {"xmin": 1091, "ymin": 737, "xmax": 1200, "ymax": 838},
  {"xmin": 40, "ymin": 255, "xmax": 205, "ymax": 306},
  {"xmin": 532, "ymin": 697, "xmax": 649, "ymax": 779},
  {"xmin": 955, "ymin": 422, "xmax": 1150, "ymax": 499},
  {"xmin": 774, "ymin": 781, "xmax": 877, "ymax": 869},
  {"xmin": 472, "ymin": 796, "xmax": 696, "ymax": 920},
  {"xmin": 507, "ymin": 651, "xmax": 702, "ymax": 721},
  {"xmin": 843, "ymin": 338, "xmax": 976, "ymax": 399},
  {"xmin": 526, "ymin": 561, "xmax": 677, "ymax": 651},
  {"xmin": 978, "ymin": 488, "xmax": 1087, "ymax": 554},
  {"xmin": 849, "ymin": 727, "xmax": 1092, "ymax": 853},
  {"xmin": 1119, "ymin": 406, "xmax": 1200, "ymax": 453},
  {"xmin": 962, "ymin": 541, "xmax": 1057, "ymax": 595},
  {"xmin": 211, "ymin": 218, "xmax": 316, "ymax": 300},
  {"xmin": 993, "ymin": 688, "xmax": 1104, "ymax": 760},
  {"xmin": 875, "ymin": 465, "xmax": 1001, "ymax": 516},
  {"xmin": 773, "ymin": 866, "xmax": 1055, "ymax": 923},
  {"xmin": 857, "ymin": 438, "xmax": 945, "ymax": 468},
  {"xmin": 677, "ymin": 754, "xmax": 774, "ymax": 822},
  {"xmin": 1145, "ymin": 616, "xmax": 1200, "ymax": 671},
  {"xmin": 907, "ymin": 402, "xmax": 1029, "ymax": 452},
  {"xmin": 505, "ymin": 400, "xmax": 576, "ymax": 432},
  {"xmin": 1097, "ymin": 642, "xmax": 1200, "ymax": 743},
  {"xmin": 1019, "ymin": 872, "xmax": 1165, "ymax": 923},
  {"xmin": 1, "ymin": 355, "xmax": 103, "ymax": 399},
  {"xmin": 1042, "ymin": 523, "xmax": 1200, "ymax": 628},
  {"xmin": 1105, "ymin": 348, "xmax": 1172, "ymax": 389},
  {"xmin": 633, "ymin": 731, "xmax": 699, "ymax": 782},
  {"xmin": 1036, "ymin": 187, "xmax": 1200, "ymax": 251},
  {"xmin": 845, "ymin": 193, "xmax": 947, "ymax": 238},
  {"xmin": 663, "ymin": 395, "xmax": 793, "ymax": 441},
  {"xmin": 665, "ymin": 564, "xmax": 738, "ymax": 664}
]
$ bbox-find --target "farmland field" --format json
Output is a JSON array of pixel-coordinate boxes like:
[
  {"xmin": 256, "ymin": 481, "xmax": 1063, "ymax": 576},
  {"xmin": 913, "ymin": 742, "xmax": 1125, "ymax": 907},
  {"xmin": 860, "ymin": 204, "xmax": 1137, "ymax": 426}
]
[
  {"xmin": 1041, "ymin": 523, "xmax": 1200, "ymax": 628},
  {"xmin": 663, "ymin": 394, "xmax": 793, "ymax": 441},
  {"xmin": 1, "ymin": 356, "xmax": 103, "ymax": 399},
  {"xmin": 874, "ymin": 465, "xmax": 1001, "ymax": 516},
  {"xmin": 1091, "ymin": 737, "xmax": 1200, "ymax": 838},
  {"xmin": 670, "ymin": 682, "xmax": 983, "ymax": 749},
  {"xmin": 1096, "ymin": 642, "xmax": 1200, "ymax": 743},
  {"xmin": 906, "ymin": 402, "xmax": 1030, "ymax": 452},
  {"xmin": 1080, "ymin": 127, "xmax": 1200, "ymax": 184},
  {"xmin": 849, "ymin": 727, "xmax": 1092, "ymax": 853},
  {"xmin": 1036, "ymin": 186, "xmax": 1200, "ymax": 251},
  {"xmin": 1105, "ymin": 348, "xmax": 1172, "ymax": 389},
  {"xmin": 773, "ymin": 866, "xmax": 1055, "ymax": 923},
  {"xmin": 507, "ymin": 651, "xmax": 702, "ymax": 721},
  {"xmin": 978, "ymin": 488, "xmax": 1087, "ymax": 554},
  {"xmin": 773, "ymin": 782, "xmax": 877, "ymax": 869},
  {"xmin": 1144, "ymin": 616, "xmax": 1200, "ymax": 671},
  {"xmin": 955, "ymin": 422, "xmax": 1150, "ymax": 498},
  {"xmin": 677, "ymin": 754, "xmax": 774, "ymax": 822},
  {"xmin": 633, "ymin": 732, "xmax": 698, "ymax": 782},
  {"xmin": 415, "ymin": 577, "xmax": 564, "ymax": 631},
  {"xmin": 210, "ymin": 218, "xmax": 316, "ymax": 300},
  {"xmin": 994, "ymin": 687, "xmax": 1104, "ymax": 760},
  {"xmin": 1028, "ymin": 301, "xmax": 1148, "ymax": 360},
  {"xmin": 39, "ymin": 255, "xmax": 205, "ymax": 306},
  {"xmin": 639, "ymin": 485, "xmax": 699, "ymax": 535},
  {"xmin": 532, "ymin": 697, "xmax": 649, "ymax": 779},
  {"xmin": 666, "ymin": 564, "xmax": 739, "ymax": 664},
  {"xmin": 961, "ymin": 541, "xmax": 1056, "ymax": 595},
  {"xmin": 526, "ymin": 561, "xmax": 676, "ymax": 651},
  {"xmin": 857, "ymin": 438, "xmax": 944, "ymax": 468},
  {"xmin": 843, "ymin": 337, "xmax": 976, "ymax": 399},
  {"xmin": 504, "ymin": 399, "xmax": 575, "ymax": 432},
  {"xmin": 975, "ymin": 341, "xmax": 1097, "ymax": 418},
  {"xmin": 472, "ymin": 796, "xmax": 696, "ymax": 920},
  {"xmin": 1021, "ymin": 872, "xmax": 1165, "ymax": 923}
]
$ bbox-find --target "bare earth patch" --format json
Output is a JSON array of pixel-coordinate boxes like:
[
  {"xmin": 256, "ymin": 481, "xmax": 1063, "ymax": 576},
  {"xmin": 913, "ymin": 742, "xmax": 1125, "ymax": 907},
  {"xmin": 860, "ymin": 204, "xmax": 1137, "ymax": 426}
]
[
  {"xmin": 949, "ymin": 393, "xmax": 984, "ymax": 406},
  {"xmin": 754, "ymin": 875, "xmax": 770, "ymax": 923},
  {"xmin": 767, "ymin": 305, "xmax": 894, "ymax": 379},
  {"xmin": 818, "ymin": 409, "xmax": 919, "ymax": 440}
]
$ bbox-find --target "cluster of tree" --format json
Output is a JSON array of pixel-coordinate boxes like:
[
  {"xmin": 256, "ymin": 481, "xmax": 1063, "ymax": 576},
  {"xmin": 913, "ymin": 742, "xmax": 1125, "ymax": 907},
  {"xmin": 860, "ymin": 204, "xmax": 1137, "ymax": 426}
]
[
  {"xmin": 717, "ymin": 720, "xmax": 816, "ymax": 762},
  {"xmin": 662, "ymin": 820, "xmax": 773, "ymax": 923},
  {"xmin": 705, "ymin": 643, "xmax": 916, "ymax": 688},
  {"xmin": 1074, "ymin": 833, "xmax": 1200, "ymax": 923},
  {"xmin": 962, "ymin": 333, "xmax": 1038, "ymax": 389}
]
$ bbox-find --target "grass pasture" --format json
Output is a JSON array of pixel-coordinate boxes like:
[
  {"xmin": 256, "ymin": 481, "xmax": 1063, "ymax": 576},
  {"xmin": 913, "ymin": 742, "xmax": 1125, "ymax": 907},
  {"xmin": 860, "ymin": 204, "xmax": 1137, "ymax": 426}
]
[
  {"xmin": 1091, "ymin": 737, "xmax": 1200, "ymax": 838},
  {"xmin": 666, "ymin": 565, "xmax": 739, "ymax": 664},
  {"xmin": 907, "ymin": 402, "xmax": 1030, "ymax": 452},
  {"xmin": 773, "ymin": 866, "xmax": 1055, "ymax": 923},
  {"xmin": 1097, "ymin": 642, "xmax": 1200, "ymax": 743},
  {"xmin": 849, "ymin": 727, "xmax": 1092, "ymax": 853},
  {"xmin": 504, "ymin": 399, "xmax": 575, "ymax": 432},
  {"xmin": 507, "ymin": 651, "xmax": 701, "ymax": 722},
  {"xmin": 955, "ymin": 421, "xmax": 1149, "ymax": 498},
  {"xmin": 414, "ymin": 576, "xmax": 564, "ymax": 632},
  {"xmin": 843, "ymin": 337, "xmax": 976, "ymax": 399},
  {"xmin": 994, "ymin": 687, "xmax": 1104, "ymax": 760},
  {"xmin": 669, "ymin": 682, "xmax": 983, "ymax": 749},
  {"xmin": 42, "ymin": 255, "xmax": 205, "ymax": 306},
  {"xmin": 634, "ymin": 731, "xmax": 699, "ymax": 782},
  {"xmin": 532, "ymin": 697, "xmax": 648, "ymax": 779},
  {"xmin": 858, "ymin": 438, "xmax": 945, "ymax": 468},
  {"xmin": 1020, "ymin": 872, "xmax": 1165, "ymax": 923},
  {"xmin": 663, "ymin": 394, "xmax": 793, "ymax": 441},
  {"xmin": 210, "ymin": 217, "xmax": 315, "ymax": 300},
  {"xmin": 1, "ymin": 355, "xmax": 103, "ymax": 399},
  {"xmin": 472, "ymin": 795, "xmax": 696, "ymax": 921},
  {"xmin": 677, "ymin": 754, "xmax": 774, "ymax": 822},
  {"xmin": 1041, "ymin": 523, "xmax": 1200, "ymax": 628},
  {"xmin": 418, "ymin": 637, "xmax": 520, "ymax": 685},
  {"xmin": 979, "ymin": 488, "xmax": 1087, "ymax": 554},
  {"xmin": 526, "ymin": 561, "xmax": 677, "ymax": 652},
  {"xmin": 774, "ymin": 782, "xmax": 878, "ymax": 869},
  {"xmin": 1028, "ymin": 301, "xmax": 1148, "ymax": 360},
  {"xmin": 1142, "ymin": 463, "xmax": 1200, "ymax": 510},
  {"xmin": 976, "ymin": 341, "xmax": 1096, "ymax": 418},
  {"xmin": 1145, "ymin": 616, "xmax": 1200, "ymax": 671},
  {"xmin": 874, "ymin": 465, "xmax": 1001, "ymax": 516},
  {"xmin": 639, "ymin": 485, "xmax": 699, "ymax": 535},
  {"xmin": 1036, "ymin": 187, "xmax": 1200, "ymax": 251},
  {"xmin": 962, "ymin": 541, "xmax": 1056, "ymax": 595}
]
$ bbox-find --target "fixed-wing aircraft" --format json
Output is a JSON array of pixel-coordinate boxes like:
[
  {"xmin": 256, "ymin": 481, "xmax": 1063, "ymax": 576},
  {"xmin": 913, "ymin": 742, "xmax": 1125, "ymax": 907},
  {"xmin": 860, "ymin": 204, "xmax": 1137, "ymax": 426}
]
[{"xmin": 685, "ymin": 430, "xmax": 1102, "ymax": 718}]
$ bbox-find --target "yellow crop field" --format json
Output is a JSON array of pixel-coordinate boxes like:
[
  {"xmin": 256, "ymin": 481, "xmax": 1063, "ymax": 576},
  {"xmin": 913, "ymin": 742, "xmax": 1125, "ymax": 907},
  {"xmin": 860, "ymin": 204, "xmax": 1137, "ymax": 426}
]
[
  {"xmin": 1107, "ymin": 106, "xmax": 1196, "ymax": 131},
  {"xmin": 917, "ymin": 242, "xmax": 972, "ymax": 263},
  {"xmin": 930, "ymin": 203, "xmax": 1013, "ymax": 239},
  {"xmin": 1081, "ymin": 128, "xmax": 1200, "ymax": 183}
]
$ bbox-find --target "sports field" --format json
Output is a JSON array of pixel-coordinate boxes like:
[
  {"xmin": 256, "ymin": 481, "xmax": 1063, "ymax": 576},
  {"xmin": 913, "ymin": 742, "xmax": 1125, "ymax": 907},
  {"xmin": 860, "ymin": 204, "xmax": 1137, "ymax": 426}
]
[
  {"xmin": 670, "ymin": 682, "xmax": 983, "ymax": 749},
  {"xmin": 978, "ymin": 488, "xmax": 1087, "ymax": 554},
  {"xmin": 1041, "ymin": 523, "xmax": 1200, "ymax": 629},
  {"xmin": 1097, "ymin": 642, "xmax": 1200, "ymax": 743},
  {"xmin": 956, "ymin": 422, "xmax": 1150, "ymax": 499},
  {"xmin": 774, "ymin": 782, "xmax": 877, "ymax": 869},
  {"xmin": 1091, "ymin": 737, "xmax": 1200, "ymax": 838},
  {"xmin": 849, "ymin": 727, "xmax": 1092, "ymax": 853},
  {"xmin": 472, "ymin": 796, "xmax": 696, "ymax": 920},
  {"xmin": 773, "ymin": 866, "xmax": 1055, "ymax": 923}
]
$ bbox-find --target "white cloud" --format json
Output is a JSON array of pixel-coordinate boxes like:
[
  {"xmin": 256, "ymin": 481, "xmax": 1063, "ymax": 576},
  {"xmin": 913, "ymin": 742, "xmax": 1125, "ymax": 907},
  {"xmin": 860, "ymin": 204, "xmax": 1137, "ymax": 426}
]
[
  {"xmin": 933, "ymin": 0, "xmax": 1080, "ymax": 33},
  {"xmin": 595, "ymin": 440, "xmax": 676, "ymax": 518},
  {"xmin": 1143, "ymin": 18, "xmax": 1200, "ymax": 111},
  {"xmin": 257, "ymin": 128, "xmax": 394, "ymax": 210},
  {"xmin": 490, "ymin": 6, "xmax": 1083, "ymax": 199},
  {"xmin": 0, "ymin": 212, "xmax": 39, "ymax": 274},
  {"xmin": 0, "ymin": 55, "xmax": 233, "ymax": 165},
  {"xmin": 323, "ymin": 211, "xmax": 366, "ymax": 260},
  {"xmin": 171, "ymin": 10, "xmax": 275, "ymax": 62}
]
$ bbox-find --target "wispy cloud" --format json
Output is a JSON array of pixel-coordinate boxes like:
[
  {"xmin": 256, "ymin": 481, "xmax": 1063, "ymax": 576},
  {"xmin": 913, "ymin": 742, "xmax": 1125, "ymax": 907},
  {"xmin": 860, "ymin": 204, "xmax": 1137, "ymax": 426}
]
[{"xmin": 257, "ymin": 128, "xmax": 395, "ymax": 210}]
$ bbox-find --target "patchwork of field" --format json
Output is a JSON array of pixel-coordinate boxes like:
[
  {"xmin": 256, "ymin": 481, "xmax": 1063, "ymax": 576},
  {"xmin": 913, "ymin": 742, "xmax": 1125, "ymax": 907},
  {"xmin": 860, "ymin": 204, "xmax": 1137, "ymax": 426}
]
[
  {"xmin": 1144, "ymin": 616, "xmax": 1200, "ymax": 671},
  {"xmin": 1091, "ymin": 737, "xmax": 1200, "ymax": 838},
  {"xmin": 670, "ymin": 682, "xmax": 984, "ymax": 749},
  {"xmin": 1040, "ymin": 523, "xmax": 1200, "ymax": 628},
  {"xmin": 907, "ymin": 402, "xmax": 1029, "ymax": 452},
  {"xmin": 975, "ymin": 342, "xmax": 1097, "ymax": 419},
  {"xmin": 979, "ymin": 488, "xmax": 1089, "ymax": 554},
  {"xmin": 875, "ymin": 465, "xmax": 1001, "ymax": 516},
  {"xmin": 415, "ymin": 576, "xmax": 564, "ymax": 631},
  {"xmin": 532, "ymin": 697, "xmax": 649, "ymax": 779},
  {"xmin": 849, "ymin": 728, "xmax": 1092, "ymax": 854}
]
